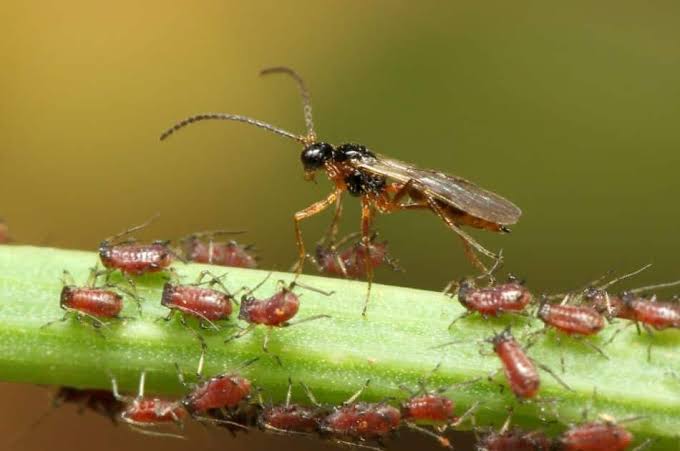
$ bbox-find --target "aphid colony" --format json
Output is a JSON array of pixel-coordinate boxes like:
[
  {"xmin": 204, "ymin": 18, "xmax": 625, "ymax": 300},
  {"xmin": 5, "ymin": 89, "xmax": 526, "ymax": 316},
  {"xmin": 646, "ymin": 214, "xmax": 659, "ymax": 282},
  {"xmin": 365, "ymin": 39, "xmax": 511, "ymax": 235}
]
[{"xmin": 35, "ymin": 214, "xmax": 677, "ymax": 450}]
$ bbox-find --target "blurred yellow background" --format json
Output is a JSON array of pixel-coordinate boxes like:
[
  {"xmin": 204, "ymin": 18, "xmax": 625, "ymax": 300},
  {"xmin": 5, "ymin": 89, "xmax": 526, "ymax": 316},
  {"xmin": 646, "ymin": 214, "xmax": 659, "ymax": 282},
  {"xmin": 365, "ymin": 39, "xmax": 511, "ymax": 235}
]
[{"xmin": 1, "ymin": 1, "xmax": 679, "ymax": 450}]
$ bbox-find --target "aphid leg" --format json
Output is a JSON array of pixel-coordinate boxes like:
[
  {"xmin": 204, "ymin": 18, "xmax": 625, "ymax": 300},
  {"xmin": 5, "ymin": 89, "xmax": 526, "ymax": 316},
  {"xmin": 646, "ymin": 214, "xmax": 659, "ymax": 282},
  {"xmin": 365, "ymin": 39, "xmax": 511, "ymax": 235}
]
[
  {"xmin": 116, "ymin": 285, "xmax": 144, "ymax": 319},
  {"xmin": 291, "ymin": 189, "xmax": 342, "ymax": 276},
  {"xmin": 343, "ymin": 379, "xmax": 371, "ymax": 406},
  {"xmin": 450, "ymin": 401, "xmax": 481, "ymax": 428},
  {"xmin": 299, "ymin": 382, "xmax": 322, "ymax": 408},
  {"xmin": 40, "ymin": 313, "xmax": 70, "ymax": 330},
  {"xmin": 403, "ymin": 421, "xmax": 452, "ymax": 449},
  {"xmin": 224, "ymin": 324, "xmax": 257, "ymax": 344},
  {"xmin": 448, "ymin": 311, "xmax": 471, "ymax": 329},
  {"xmin": 631, "ymin": 438, "xmax": 654, "ymax": 451},
  {"xmin": 360, "ymin": 197, "xmax": 375, "ymax": 317},
  {"xmin": 330, "ymin": 439, "xmax": 382, "ymax": 451},
  {"xmin": 289, "ymin": 280, "xmax": 335, "ymax": 296},
  {"xmin": 127, "ymin": 425, "xmax": 186, "ymax": 440},
  {"xmin": 282, "ymin": 314, "xmax": 331, "ymax": 329},
  {"xmin": 577, "ymin": 337, "xmax": 609, "ymax": 360},
  {"xmin": 262, "ymin": 327, "xmax": 273, "ymax": 353},
  {"xmin": 109, "ymin": 373, "xmax": 126, "ymax": 402},
  {"xmin": 536, "ymin": 362, "xmax": 572, "ymax": 391}
]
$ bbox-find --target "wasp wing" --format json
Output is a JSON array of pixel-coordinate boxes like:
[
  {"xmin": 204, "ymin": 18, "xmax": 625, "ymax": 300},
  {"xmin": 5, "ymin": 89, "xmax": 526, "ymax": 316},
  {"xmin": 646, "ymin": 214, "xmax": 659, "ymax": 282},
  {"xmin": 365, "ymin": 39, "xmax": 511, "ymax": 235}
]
[{"xmin": 353, "ymin": 155, "xmax": 522, "ymax": 225}]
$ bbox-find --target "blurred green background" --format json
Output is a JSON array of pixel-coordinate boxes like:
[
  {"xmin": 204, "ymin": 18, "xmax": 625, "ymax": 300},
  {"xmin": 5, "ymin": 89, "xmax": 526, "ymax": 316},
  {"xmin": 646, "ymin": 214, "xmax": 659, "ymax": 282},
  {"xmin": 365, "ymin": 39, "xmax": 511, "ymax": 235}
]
[{"xmin": 1, "ymin": 1, "xmax": 679, "ymax": 450}]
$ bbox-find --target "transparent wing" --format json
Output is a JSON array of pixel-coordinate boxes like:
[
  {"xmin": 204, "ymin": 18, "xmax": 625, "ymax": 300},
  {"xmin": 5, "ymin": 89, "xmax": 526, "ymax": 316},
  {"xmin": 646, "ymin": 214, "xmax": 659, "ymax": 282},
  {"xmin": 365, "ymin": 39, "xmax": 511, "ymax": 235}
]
[{"xmin": 353, "ymin": 155, "xmax": 522, "ymax": 225}]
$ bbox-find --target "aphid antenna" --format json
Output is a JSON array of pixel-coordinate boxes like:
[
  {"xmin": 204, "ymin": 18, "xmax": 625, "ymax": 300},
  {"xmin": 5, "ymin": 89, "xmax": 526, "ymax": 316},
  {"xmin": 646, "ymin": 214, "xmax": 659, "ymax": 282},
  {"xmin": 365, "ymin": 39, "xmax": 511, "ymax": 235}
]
[
  {"xmin": 260, "ymin": 66, "xmax": 316, "ymax": 142},
  {"xmin": 240, "ymin": 272, "xmax": 273, "ymax": 299},
  {"xmin": 287, "ymin": 279, "xmax": 335, "ymax": 297},
  {"xmin": 103, "ymin": 213, "xmax": 161, "ymax": 245},
  {"xmin": 227, "ymin": 356, "xmax": 260, "ymax": 375},
  {"xmin": 625, "ymin": 279, "xmax": 680, "ymax": 295},
  {"xmin": 429, "ymin": 338, "xmax": 468, "ymax": 350},
  {"xmin": 402, "ymin": 421, "xmax": 452, "ymax": 449},
  {"xmin": 598, "ymin": 263, "xmax": 653, "ymax": 291},
  {"xmin": 159, "ymin": 112, "xmax": 305, "ymax": 143}
]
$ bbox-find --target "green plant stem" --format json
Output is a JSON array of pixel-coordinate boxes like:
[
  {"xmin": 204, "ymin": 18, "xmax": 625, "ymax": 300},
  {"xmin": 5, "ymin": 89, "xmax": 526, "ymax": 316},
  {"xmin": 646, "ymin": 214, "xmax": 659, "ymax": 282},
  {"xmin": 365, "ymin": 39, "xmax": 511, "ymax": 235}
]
[{"xmin": 0, "ymin": 246, "xmax": 678, "ymax": 449}]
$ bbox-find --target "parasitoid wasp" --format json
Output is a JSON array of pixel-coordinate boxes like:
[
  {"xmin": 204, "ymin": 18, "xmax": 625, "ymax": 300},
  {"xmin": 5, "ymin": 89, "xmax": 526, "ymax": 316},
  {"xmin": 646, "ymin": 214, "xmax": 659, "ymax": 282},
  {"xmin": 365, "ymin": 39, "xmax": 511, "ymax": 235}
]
[{"xmin": 160, "ymin": 67, "xmax": 522, "ymax": 315}]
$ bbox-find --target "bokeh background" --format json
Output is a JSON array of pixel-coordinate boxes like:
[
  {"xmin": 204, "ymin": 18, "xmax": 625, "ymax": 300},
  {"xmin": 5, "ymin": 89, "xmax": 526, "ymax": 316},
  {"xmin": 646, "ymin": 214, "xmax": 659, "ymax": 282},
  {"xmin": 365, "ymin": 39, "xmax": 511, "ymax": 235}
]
[{"xmin": 1, "ymin": 1, "xmax": 680, "ymax": 450}]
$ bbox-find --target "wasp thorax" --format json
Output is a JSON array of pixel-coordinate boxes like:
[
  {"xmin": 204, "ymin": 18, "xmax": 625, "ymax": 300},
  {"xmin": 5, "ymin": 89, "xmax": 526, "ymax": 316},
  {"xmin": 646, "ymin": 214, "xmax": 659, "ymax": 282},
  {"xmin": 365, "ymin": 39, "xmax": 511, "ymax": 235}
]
[
  {"xmin": 335, "ymin": 143, "xmax": 375, "ymax": 161},
  {"xmin": 301, "ymin": 142, "xmax": 334, "ymax": 171}
]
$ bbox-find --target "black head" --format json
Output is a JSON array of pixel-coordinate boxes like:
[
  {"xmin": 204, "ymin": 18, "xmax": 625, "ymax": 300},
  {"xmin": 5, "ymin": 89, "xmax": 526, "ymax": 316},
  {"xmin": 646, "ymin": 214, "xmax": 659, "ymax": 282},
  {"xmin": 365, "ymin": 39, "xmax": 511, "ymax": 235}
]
[{"xmin": 300, "ymin": 142, "xmax": 334, "ymax": 172}]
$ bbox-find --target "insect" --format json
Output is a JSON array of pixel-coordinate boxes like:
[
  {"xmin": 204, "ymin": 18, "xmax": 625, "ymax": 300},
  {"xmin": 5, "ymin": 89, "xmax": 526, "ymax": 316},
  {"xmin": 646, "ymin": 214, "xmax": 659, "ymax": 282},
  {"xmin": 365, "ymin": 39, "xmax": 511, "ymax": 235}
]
[
  {"xmin": 227, "ymin": 275, "xmax": 332, "ymax": 352},
  {"xmin": 256, "ymin": 378, "xmax": 327, "ymax": 436},
  {"xmin": 475, "ymin": 413, "xmax": 552, "ymax": 451},
  {"xmin": 175, "ymin": 359, "xmax": 256, "ymax": 431},
  {"xmin": 53, "ymin": 387, "xmax": 123, "ymax": 423},
  {"xmin": 180, "ymin": 231, "xmax": 257, "ymax": 268},
  {"xmin": 556, "ymin": 417, "xmax": 634, "ymax": 451},
  {"xmin": 99, "ymin": 216, "xmax": 180, "ymax": 280},
  {"xmin": 42, "ymin": 268, "xmax": 136, "ymax": 330},
  {"xmin": 398, "ymin": 369, "xmax": 480, "ymax": 448},
  {"xmin": 161, "ymin": 270, "xmax": 237, "ymax": 329},
  {"xmin": 111, "ymin": 371, "xmax": 188, "ymax": 439},
  {"xmin": 310, "ymin": 232, "xmax": 402, "ymax": 279},
  {"xmin": 160, "ymin": 67, "xmax": 522, "ymax": 315},
  {"xmin": 449, "ymin": 276, "xmax": 532, "ymax": 328},
  {"xmin": 487, "ymin": 327, "xmax": 570, "ymax": 400},
  {"xmin": 533, "ymin": 297, "xmax": 609, "ymax": 370},
  {"xmin": 318, "ymin": 380, "xmax": 401, "ymax": 450}
]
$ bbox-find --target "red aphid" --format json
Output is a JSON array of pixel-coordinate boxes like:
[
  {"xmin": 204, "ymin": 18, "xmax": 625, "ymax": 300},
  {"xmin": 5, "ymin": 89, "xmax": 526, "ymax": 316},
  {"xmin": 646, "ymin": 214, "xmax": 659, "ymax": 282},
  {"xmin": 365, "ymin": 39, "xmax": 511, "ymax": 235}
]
[
  {"xmin": 182, "ymin": 374, "xmax": 252, "ymax": 414},
  {"xmin": 112, "ymin": 372, "xmax": 187, "ymax": 429},
  {"xmin": 477, "ymin": 429, "xmax": 552, "ymax": 451},
  {"xmin": 54, "ymin": 387, "xmax": 123, "ymax": 423},
  {"xmin": 99, "ymin": 241, "xmax": 173, "ymax": 276},
  {"xmin": 239, "ymin": 286, "xmax": 300, "ymax": 326},
  {"xmin": 121, "ymin": 398, "xmax": 187, "ymax": 424},
  {"xmin": 401, "ymin": 394, "xmax": 455, "ymax": 424},
  {"xmin": 321, "ymin": 402, "xmax": 401, "ymax": 440},
  {"xmin": 621, "ymin": 293, "xmax": 680, "ymax": 330},
  {"xmin": 490, "ymin": 328, "xmax": 540, "ymax": 399},
  {"xmin": 162, "ymin": 283, "xmax": 233, "ymax": 322},
  {"xmin": 315, "ymin": 238, "xmax": 391, "ymax": 279},
  {"xmin": 537, "ymin": 303, "xmax": 605, "ymax": 336},
  {"xmin": 557, "ymin": 421, "xmax": 633, "ymax": 451},
  {"xmin": 259, "ymin": 404, "xmax": 325, "ymax": 434},
  {"xmin": 60, "ymin": 286, "xmax": 123, "ymax": 318},
  {"xmin": 458, "ymin": 280, "xmax": 533, "ymax": 317},
  {"xmin": 184, "ymin": 238, "xmax": 257, "ymax": 268}
]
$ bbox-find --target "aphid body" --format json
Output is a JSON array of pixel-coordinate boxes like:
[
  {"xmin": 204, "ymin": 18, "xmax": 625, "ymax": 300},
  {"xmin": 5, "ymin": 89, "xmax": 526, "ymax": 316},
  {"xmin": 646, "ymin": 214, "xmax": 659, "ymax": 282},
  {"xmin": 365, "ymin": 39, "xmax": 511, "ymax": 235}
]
[
  {"xmin": 315, "ymin": 238, "xmax": 391, "ymax": 279},
  {"xmin": 99, "ymin": 241, "xmax": 173, "ymax": 276},
  {"xmin": 184, "ymin": 237, "xmax": 257, "ymax": 268},
  {"xmin": 557, "ymin": 421, "xmax": 632, "ymax": 451},
  {"xmin": 182, "ymin": 374, "xmax": 252, "ymax": 414},
  {"xmin": 239, "ymin": 286, "xmax": 300, "ymax": 326},
  {"xmin": 259, "ymin": 404, "xmax": 325, "ymax": 434},
  {"xmin": 490, "ymin": 329, "xmax": 540, "ymax": 399},
  {"xmin": 60, "ymin": 286, "xmax": 123, "ymax": 319},
  {"xmin": 621, "ymin": 293, "xmax": 680, "ymax": 330},
  {"xmin": 537, "ymin": 303, "xmax": 605, "ymax": 336},
  {"xmin": 321, "ymin": 402, "xmax": 401, "ymax": 441},
  {"xmin": 162, "ymin": 283, "xmax": 233, "ymax": 321},
  {"xmin": 400, "ymin": 394, "xmax": 455, "ymax": 424},
  {"xmin": 459, "ymin": 280, "xmax": 532, "ymax": 317}
]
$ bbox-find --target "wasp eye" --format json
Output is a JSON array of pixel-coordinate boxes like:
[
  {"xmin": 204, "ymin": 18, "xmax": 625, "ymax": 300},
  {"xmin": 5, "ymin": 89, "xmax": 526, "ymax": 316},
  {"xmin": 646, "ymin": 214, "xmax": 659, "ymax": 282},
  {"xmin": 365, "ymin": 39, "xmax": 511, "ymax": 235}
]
[{"xmin": 301, "ymin": 142, "xmax": 334, "ymax": 171}]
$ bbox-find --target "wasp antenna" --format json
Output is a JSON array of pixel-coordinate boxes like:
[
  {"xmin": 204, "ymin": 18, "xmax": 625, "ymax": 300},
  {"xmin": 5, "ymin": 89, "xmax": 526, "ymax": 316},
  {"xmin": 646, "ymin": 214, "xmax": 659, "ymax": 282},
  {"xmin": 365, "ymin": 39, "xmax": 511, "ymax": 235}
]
[
  {"xmin": 260, "ymin": 66, "xmax": 316, "ymax": 142},
  {"xmin": 159, "ymin": 113, "xmax": 305, "ymax": 143}
]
